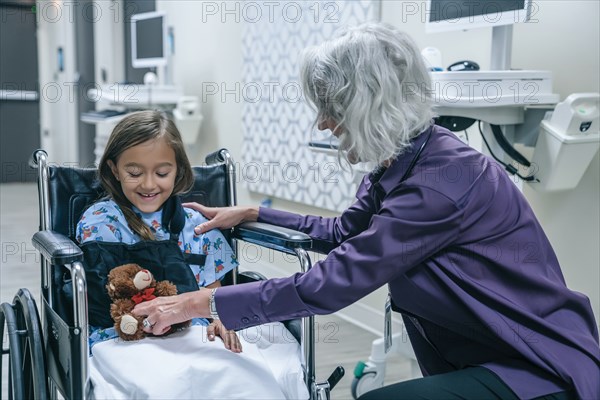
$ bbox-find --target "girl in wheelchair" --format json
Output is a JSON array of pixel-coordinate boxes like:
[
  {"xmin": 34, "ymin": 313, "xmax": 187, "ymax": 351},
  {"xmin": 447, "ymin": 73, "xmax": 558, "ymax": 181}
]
[
  {"xmin": 74, "ymin": 110, "xmax": 307, "ymax": 399},
  {"xmin": 77, "ymin": 110, "xmax": 240, "ymax": 350}
]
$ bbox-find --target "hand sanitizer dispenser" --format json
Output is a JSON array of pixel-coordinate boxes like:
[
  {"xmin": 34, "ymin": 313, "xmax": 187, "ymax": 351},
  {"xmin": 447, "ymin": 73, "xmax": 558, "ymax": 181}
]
[
  {"xmin": 173, "ymin": 96, "xmax": 203, "ymax": 144},
  {"xmin": 530, "ymin": 93, "xmax": 599, "ymax": 191}
]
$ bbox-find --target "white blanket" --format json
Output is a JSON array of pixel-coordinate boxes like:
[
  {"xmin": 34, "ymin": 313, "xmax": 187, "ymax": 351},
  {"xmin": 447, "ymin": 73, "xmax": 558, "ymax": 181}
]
[{"xmin": 89, "ymin": 322, "xmax": 308, "ymax": 399}]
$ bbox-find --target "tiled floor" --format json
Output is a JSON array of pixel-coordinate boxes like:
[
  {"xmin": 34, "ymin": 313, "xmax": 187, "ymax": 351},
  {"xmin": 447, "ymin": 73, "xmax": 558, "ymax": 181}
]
[{"xmin": 0, "ymin": 183, "xmax": 414, "ymax": 399}]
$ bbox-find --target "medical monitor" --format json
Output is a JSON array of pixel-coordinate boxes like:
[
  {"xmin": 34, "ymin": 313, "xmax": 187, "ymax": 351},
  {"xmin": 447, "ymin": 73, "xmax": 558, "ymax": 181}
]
[
  {"xmin": 131, "ymin": 11, "xmax": 167, "ymax": 68},
  {"xmin": 426, "ymin": 0, "xmax": 532, "ymax": 33}
]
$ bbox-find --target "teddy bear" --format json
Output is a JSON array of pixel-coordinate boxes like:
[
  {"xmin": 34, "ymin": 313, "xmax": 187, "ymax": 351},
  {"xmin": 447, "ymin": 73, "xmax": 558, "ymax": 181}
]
[{"xmin": 106, "ymin": 263, "xmax": 190, "ymax": 341}]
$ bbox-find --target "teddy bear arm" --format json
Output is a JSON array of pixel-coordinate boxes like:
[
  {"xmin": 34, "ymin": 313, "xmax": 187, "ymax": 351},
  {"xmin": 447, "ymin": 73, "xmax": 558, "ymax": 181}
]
[
  {"xmin": 154, "ymin": 281, "xmax": 178, "ymax": 297},
  {"xmin": 110, "ymin": 299, "xmax": 146, "ymax": 341},
  {"xmin": 110, "ymin": 299, "xmax": 136, "ymax": 319}
]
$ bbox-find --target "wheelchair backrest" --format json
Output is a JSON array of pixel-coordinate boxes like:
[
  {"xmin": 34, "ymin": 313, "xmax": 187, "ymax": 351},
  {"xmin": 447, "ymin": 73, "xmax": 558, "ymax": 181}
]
[
  {"xmin": 42, "ymin": 161, "xmax": 235, "ymax": 324},
  {"xmin": 47, "ymin": 167, "xmax": 103, "ymax": 239},
  {"xmin": 46, "ymin": 164, "xmax": 233, "ymax": 239}
]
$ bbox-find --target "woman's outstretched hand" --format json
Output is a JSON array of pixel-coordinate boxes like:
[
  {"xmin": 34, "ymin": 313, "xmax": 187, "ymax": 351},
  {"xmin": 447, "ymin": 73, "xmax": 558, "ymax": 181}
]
[
  {"xmin": 207, "ymin": 319, "xmax": 242, "ymax": 353},
  {"xmin": 182, "ymin": 203, "xmax": 259, "ymax": 234},
  {"xmin": 133, "ymin": 290, "xmax": 210, "ymax": 336}
]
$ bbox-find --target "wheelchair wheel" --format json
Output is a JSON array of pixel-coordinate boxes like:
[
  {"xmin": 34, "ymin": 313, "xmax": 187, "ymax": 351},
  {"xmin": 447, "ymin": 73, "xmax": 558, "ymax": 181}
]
[
  {"xmin": 1, "ymin": 301, "xmax": 24, "ymax": 400},
  {"xmin": 351, "ymin": 373, "xmax": 378, "ymax": 399},
  {"xmin": 0, "ymin": 289, "xmax": 48, "ymax": 400}
]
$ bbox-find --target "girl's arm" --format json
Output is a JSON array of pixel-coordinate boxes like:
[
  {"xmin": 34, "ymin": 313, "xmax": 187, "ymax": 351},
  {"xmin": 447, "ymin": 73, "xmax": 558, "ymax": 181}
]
[{"xmin": 203, "ymin": 280, "xmax": 242, "ymax": 352}]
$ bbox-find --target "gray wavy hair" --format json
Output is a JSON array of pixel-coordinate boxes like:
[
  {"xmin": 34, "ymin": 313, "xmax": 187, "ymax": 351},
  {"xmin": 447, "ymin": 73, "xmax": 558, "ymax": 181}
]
[{"xmin": 300, "ymin": 22, "xmax": 435, "ymax": 166}]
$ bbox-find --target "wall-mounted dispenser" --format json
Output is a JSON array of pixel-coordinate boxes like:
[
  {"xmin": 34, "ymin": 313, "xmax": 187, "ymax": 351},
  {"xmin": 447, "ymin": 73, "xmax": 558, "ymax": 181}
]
[
  {"xmin": 529, "ymin": 93, "xmax": 599, "ymax": 191},
  {"xmin": 173, "ymin": 96, "xmax": 203, "ymax": 145}
]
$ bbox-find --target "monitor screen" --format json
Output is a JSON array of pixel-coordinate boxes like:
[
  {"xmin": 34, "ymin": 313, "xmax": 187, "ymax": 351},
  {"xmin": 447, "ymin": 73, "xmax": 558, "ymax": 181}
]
[
  {"xmin": 426, "ymin": 0, "xmax": 531, "ymax": 33},
  {"xmin": 131, "ymin": 11, "xmax": 167, "ymax": 68}
]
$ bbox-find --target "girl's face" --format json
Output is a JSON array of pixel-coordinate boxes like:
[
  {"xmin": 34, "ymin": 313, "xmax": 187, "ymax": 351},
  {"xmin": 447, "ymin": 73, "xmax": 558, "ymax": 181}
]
[{"xmin": 108, "ymin": 137, "xmax": 177, "ymax": 213}]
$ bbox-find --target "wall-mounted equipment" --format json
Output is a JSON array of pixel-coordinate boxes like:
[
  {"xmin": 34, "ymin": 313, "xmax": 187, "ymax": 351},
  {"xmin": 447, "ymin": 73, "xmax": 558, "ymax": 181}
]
[
  {"xmin": 131, "ymin": 10, "xmax": 173, "ymax": 85},
  {"xmin": 529, "ymin": 93, "xmax": 600, "ymax": 191},
  {"xmin": 173, "ymin": 96, "xmax": 203, "ymax": 145},
  {"xmin": 426, "ymin": 0, "xmax": 532, "ymax": 70},
  {"xmin": 131, "ymin": 11, "xmax": 167, "ymax": 69}
]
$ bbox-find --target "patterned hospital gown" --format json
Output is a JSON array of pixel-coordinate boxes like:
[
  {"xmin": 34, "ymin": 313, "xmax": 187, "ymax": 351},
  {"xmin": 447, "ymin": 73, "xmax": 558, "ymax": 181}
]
[
  {"xmin": 76, "ymin": 199, "xmax": 239, "ymax": 348},
  {"xmin": 76, "ymin": 199, "xmax": 239, "ymax": 287}
]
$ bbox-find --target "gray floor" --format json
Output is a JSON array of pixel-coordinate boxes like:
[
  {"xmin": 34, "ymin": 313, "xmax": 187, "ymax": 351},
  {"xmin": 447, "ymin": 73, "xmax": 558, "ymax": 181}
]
[{"xmin": 0, "ymin": 183, "xmax": 413, "ymax": 399}]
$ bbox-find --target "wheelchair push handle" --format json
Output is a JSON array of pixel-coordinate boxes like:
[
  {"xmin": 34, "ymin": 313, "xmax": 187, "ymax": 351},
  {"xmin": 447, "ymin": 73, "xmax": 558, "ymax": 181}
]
[
  {"xmin": 29, "ymin": 149, "xmax": 48, "ymax": 169},
  {"xmin": 205, "ymin": 148, "xmax": 229, "ymax": 165}
]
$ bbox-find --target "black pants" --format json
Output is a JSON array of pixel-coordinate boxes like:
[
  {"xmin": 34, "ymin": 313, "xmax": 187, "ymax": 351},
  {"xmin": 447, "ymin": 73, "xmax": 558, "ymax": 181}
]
[{"xmin": 357, "ymin": 367, "xmax": 574, "ymax": 400}]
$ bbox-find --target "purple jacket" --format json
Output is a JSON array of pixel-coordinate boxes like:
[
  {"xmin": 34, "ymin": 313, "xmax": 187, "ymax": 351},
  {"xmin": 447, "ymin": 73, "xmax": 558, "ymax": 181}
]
[{"xmin": 217, "ymin": 125, "xmax": 600, "ymax": 399}]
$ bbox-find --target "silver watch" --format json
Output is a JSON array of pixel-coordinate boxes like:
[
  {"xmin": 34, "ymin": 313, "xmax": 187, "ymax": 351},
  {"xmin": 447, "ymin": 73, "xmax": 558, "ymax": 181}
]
[{"xmin": 209, "ymin": 287, "xmax": 219, "ymax": 320}]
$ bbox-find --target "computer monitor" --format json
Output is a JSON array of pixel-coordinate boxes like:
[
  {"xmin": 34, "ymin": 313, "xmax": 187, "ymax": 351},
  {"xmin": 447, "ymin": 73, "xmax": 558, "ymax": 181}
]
[
  {"xmin": 426, "ymin": 0, "xmax": 532, "ymax": 33},
  {"xmin": 131, "ymin": 11, "xmax": 168, "ymax": 69},
  {"xmin": 426, "ymin": 1, "xmax": 532, "ymax": 70}
]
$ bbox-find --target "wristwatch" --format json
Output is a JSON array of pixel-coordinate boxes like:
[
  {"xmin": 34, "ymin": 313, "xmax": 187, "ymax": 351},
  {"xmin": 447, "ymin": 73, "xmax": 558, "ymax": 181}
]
[{"xmin": 208, "ymin": 288, "xmax": 219, "ymax": 320}]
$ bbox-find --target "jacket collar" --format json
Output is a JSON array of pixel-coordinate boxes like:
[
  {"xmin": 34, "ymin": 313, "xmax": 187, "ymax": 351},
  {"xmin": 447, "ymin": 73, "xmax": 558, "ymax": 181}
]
[{"xmin": 369, "ymin": 125, "xmax": 434, "ymax": 196}]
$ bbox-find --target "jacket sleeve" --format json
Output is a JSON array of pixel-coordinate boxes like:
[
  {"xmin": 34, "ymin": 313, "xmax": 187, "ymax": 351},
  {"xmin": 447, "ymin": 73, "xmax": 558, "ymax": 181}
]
[
  {"xmin": 258, "ymin": 176, "xmax": 378, "ymax": 254},
  {"xmin": 217, "ymin": 185, "xmax": 464, "ymax": 330}
]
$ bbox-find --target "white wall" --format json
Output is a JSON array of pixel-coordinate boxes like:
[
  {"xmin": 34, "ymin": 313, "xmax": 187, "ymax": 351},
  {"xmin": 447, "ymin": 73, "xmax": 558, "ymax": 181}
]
[
  {"xmin": 93, "ymin": 1, "xmax": 125, "ymax": 87},
  {"xmin": 159, "ymin": 0, "xmax": 599, "ymax": 331},
  {"xmin": 157, "ymin": 1, "xmax": 243, "ymax": 169},
  {"xmin": 515, "ymin": 1, "xmax": 600, "ymax": 325},
  {"xmin": 37, "ymin": 0, "xmax": 80, "ymax": 165},
  {"xmin": 513, "ymin": 1, "xmax": 600, "ymax": 99}
]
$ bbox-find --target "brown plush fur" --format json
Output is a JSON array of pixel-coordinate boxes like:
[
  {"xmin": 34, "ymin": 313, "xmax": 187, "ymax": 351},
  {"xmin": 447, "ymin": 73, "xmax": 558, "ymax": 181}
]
[{"xmin": 106, "ymin": 263, "xmax": 190, "ymax": 341}]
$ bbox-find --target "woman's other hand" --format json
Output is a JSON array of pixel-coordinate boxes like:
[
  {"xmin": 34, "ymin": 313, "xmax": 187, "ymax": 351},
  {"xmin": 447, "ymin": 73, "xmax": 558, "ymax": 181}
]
[
  {"xmin": 182, "ymin": 203, "xmax": 258, "ymax": 234},
  {"xmin": 207, "ymin": 319, "xmax": 242, "ymax": 353}
]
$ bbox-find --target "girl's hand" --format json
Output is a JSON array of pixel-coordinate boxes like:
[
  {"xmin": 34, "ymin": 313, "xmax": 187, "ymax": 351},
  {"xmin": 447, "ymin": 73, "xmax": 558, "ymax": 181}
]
[
  {"xmin": 207, "ymin": 319, "xmax": 242, "ymax": 353},
  {"xmin": 182, "ymin": 203, "xmax": 258, "ymax": 234}
]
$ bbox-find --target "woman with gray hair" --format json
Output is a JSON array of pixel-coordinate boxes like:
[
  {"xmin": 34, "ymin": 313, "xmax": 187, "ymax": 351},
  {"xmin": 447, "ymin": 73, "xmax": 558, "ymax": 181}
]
[
  {"xmin": 300, "ymin": 22, "xmax": 434, "ymax": 166},
  {"xmin": 134, "ymin": 23, "xmax": 599, "ymax": 400}
]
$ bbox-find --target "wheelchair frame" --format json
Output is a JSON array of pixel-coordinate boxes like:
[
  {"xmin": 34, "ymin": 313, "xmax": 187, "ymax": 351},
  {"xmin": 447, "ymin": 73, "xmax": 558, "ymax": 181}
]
[{"xmin": 1, "ymin": 148, "xmax": 343, "ymax": 400}]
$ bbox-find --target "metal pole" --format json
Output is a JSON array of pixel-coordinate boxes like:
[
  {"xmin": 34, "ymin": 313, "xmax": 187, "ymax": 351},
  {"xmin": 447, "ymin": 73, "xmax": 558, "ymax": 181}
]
[
  {"xmin": 295, "ymin": 248, "xmax": 315, "ymax": 398},
  {"xmin": 223, "ymin": 150, "xmax": 239, "ymax": 285},
  {"xmin": 68, "ymin": 261, "xmax": 90, "ymax": 399},
  {"xmin": 34, "ymin": 151, "xmax": 53, "ymax": 323}
]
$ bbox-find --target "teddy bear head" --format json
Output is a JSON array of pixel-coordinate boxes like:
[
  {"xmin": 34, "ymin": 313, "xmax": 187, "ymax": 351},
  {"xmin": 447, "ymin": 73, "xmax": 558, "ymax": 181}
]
[{"xmin": 107, "ymin": 263, "xmax": 156, "ymax": 300}]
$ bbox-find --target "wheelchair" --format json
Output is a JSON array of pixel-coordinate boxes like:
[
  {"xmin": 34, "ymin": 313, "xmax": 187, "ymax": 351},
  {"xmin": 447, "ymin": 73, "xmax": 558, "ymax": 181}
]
[{"xmin": 1, "ymin": 148, "xmax": 344, "ymax": 400}]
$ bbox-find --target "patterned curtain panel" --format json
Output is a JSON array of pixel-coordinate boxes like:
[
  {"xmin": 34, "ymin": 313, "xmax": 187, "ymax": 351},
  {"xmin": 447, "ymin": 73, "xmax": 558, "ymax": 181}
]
[{"xmin": 241, "ymin": 0, "xmax": 381, "ymax": 212}]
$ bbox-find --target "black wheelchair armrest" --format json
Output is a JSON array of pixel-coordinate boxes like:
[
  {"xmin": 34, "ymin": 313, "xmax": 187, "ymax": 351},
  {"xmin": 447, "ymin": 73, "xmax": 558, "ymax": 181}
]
[
  {"xmin": 237, "ymin": 270, "xmax": 268, "ymax": 284},
  {"xmin": 32, "ymin": 230, "xmax": 83, "ymax": 265},
  {"xmin": 233, "ymin": 222, "xmax": 312, "ymax": 255}
]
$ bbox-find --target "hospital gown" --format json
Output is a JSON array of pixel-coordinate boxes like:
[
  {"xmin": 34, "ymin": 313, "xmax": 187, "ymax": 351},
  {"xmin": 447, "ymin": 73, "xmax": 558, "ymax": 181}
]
[{"xmin": 77, "ymin": 199, "xmax": 239, "ymax": 347}]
